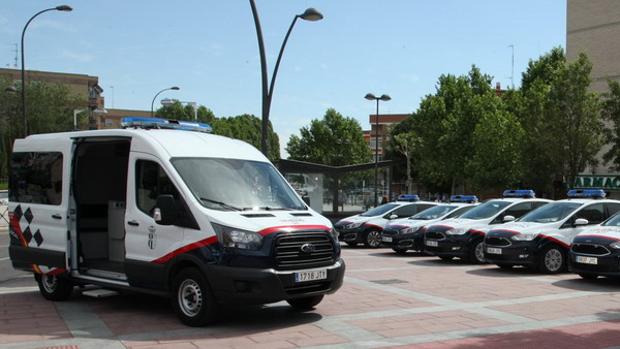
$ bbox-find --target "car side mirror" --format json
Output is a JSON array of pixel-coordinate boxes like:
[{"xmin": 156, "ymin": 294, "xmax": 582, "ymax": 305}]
[
  {"xmin": 574, "ymin": 218, "xmax": 589, "ymax": 226},
  {"xmin": 154, "ymin": 194, "xmax": 179, "ymax": 225},
  {"xmin": 389, "ymin": 214, "xmax": 398, "ymax": 220},
  {"xmin": 503, "ymin": 215, "xmax": 515, "ymax": 223}
]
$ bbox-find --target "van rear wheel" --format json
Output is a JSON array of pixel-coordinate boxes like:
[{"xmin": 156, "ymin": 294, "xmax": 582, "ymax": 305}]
[
  {"xmin": 35, "ymin": 273, "xmax": 73, "ymax": 301},
  {"xmin": 287, "ymin": 295, "xmax": 324, "ymax": 311},
  {"xmin": 172, "ymin": 268, "xmax": 217, "ymax": 327}
]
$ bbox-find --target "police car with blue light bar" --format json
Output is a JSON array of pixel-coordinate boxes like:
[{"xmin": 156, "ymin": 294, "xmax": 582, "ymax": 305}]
[
  {"xmin": 423, "ymin": 189, "xmax": 551, "ymax": 264},
  {"xmin": 485, "ymin": 189, "xmax": 620, "ymax": 273},
  {"xmin": 381, "ymin": 195, "xmax": 479, "ymax": 254}
]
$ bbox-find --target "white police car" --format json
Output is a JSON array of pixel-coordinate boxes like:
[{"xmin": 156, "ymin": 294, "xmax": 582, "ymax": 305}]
[
  {"xmin": 569, "ymin": 212, "xmax": 620, "ymax": 279},
  {"xmin": 485, "ymin": 189, "xmax": 620, "ymax": 273},
  {"xmin": 334, "ymin": 195, "xmax": 437, "ymax": 248},
  {"xmin": 381, "ymin": 195, "xmax": 479, "ymax": 255},
  {"xmin": 423, "ymin": 190, "xmax": 551, "ymax": 263}
]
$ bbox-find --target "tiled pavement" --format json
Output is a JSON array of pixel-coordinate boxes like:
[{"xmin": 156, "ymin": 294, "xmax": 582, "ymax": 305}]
[{"xmin": 1, "ymin": 246, "xmax": 620, "ymax": 349}]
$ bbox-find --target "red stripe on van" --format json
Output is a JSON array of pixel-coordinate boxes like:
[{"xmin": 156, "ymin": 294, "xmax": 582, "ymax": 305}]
[
  {"xmin": 257, "ymin": 225, "xmax": 331, "ymax": 236},
  {"xmin": 152, "ymin": 236, "xmax": 218, "ymax": 264},
  {"xmin": 9, "ymin": 212, "xmax": 27, "ymax": 247}
]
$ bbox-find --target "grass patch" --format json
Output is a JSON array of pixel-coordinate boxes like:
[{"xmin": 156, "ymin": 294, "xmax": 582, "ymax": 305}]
[{"xmin": 0, "ymin": 182, "xmax": 7, "ymax": 190}]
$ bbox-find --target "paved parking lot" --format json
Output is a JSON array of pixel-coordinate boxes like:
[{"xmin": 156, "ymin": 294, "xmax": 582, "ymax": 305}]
[{"xmin": 1, "ymin": 236, "xmax": 620, "ymax": 349}]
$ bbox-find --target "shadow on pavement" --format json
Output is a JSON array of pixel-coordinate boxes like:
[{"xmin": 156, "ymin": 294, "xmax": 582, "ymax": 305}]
[
  {"xmin": 551, "ymin": 276, "xmax": 620, "ymax": 292},
  {"xmin": 407, "ymin": 257, "xmax": 471, "ymax": 267},
  {"xmin": 465, "ymin": 266, "xmax": 542, "ymax": 278}
]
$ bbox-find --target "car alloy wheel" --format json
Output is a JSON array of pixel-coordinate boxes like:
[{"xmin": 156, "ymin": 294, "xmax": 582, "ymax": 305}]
[
  {"xmin": 543, "ymin": 248, "xmax": 563, "ymax": 273},
  {"xmin": 474, "ymin": 242, "xmax": 485, "ymax": 263},
  {"xmin": 366, "ymin": 231, "xmax": 382, "ymax": 248}
]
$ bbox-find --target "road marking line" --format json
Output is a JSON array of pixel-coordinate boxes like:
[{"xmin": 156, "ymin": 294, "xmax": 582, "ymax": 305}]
[{"xmin": 0, "ymin": 256, "xmax": 10, "ymax": 261}]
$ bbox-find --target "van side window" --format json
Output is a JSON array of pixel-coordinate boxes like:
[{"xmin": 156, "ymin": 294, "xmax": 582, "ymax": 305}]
[
  {"xmin": 9, "ymin": 152, "xmax": 63, "ymax": 205},
  {"xmin": 136, "ymin": 160, "xmax": 198, "ymax": 229}
]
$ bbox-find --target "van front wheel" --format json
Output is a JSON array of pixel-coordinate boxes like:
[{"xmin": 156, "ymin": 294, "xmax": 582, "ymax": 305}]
[
  {"xmin": 35, "ymin": 273, "xmax": 73, "ymax": 301},
  {"xmin": 172, "ymin": 268, "xmax": 217, "ymax": 327},
  {"xmin": 287, "ymin": 295, "xmax": 324, "ymax": 311}
]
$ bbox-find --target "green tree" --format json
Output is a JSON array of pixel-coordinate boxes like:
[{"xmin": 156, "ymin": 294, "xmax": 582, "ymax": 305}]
[
  {"xmin": 155, "ymin": 101, "xmax": 215, "ymax": 124},
  {"xmin": 286, "ymin": 108, "xmax": 371, "ymax": 165},
  {"xmin": 393, "ymin": 131, "xmax": 418, "ymax": 193},
  {"xmin": 212, "ymin": 114, "xmax": 280, "ymax": 161},
  {"xmin": 602, "ymin": 80, "xmax": 620, "ymax": 171}
]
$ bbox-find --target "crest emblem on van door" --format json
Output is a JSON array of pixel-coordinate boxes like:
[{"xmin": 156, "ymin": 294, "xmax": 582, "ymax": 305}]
[
  {"xmin": 300, "ymin": 243, "xmax": 315, "ymax": 254},
  {"xmin": 148, "ymin": 226, "xmax": 157, "ymax": 250}
]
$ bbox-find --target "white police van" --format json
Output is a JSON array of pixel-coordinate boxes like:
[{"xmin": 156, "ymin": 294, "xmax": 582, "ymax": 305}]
[
  {"xmin": 423, "ymin": 190, "xmax": 551, "ymax": 263},
  {"xmin": 381, "ymin": 195, "xmax": 479, "ymax": 254},
  {"xmin": 485, "ymin": 189, "xmax": 620, "ymax": 273},
  {"xmin": 8, "ymin": 117, "xmax": 344, "ymax": 326},
  {"xmin": 569, "ymin": 212, "xmax": 620, "ymax": 279},
  {"xmin": 334, "ymin": 195, "xmax": 437, "ymax": 248}
]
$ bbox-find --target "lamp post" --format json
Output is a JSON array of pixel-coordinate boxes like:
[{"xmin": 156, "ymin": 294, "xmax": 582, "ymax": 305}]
[
  {"xmin": 365, "ymin": 93, "xmax": 391, "ymax": 207},
  {"xmin": 151, "ymin": 86, "xmax": 179, "ymax": 117},
  {"xmin": 21, "ymin": 5, "xmax": 73, "ymax": 137},
  {"xmin": 248, "ymin": 1, "xmax": 323, "ymax": 156}
]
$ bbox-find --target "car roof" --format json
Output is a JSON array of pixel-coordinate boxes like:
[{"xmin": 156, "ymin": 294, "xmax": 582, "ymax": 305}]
[
  {"xmin": 554, "ymin": 198, "xmax": 620, "ymax": 205},
  {"xmin": 486, "ymin": 198, "xmax": 551, "ymax": 203}
]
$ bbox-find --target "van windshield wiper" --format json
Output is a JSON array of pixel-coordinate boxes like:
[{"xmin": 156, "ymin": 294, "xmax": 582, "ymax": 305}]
[
  {"xmin": 199, "ymin": 198, "xmax": 242, "ymax": 211},
  {"xmin": 242, "ymin": 206, "xmax": 295, "ymax": 211}
]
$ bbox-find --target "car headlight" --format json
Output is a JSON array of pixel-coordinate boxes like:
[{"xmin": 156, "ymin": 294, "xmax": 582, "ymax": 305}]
[
  {"xmin": 511, "ymin": 233, "xmax": 536, "ymax": 241},
  {"xmin": 609, "ymin": 241, "xmax": 620, "ymax": 249},
  {"xmin": 212, "ymin": 223, "xmax": 263, "ymax": 250},
  {"xmin": 445, "ymin": 227, "xmax": 467, "ymax": 235},
  {"xmin": 400, "ymin": 226, "xmax": 420, "ymax": 234},
  {"xmin": 345, "ymin": 222, "xmax": 362, "ymax": 230}
]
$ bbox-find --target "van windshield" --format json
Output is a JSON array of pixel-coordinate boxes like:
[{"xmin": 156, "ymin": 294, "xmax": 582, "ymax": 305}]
[{"xmin": 172, "ymin": 158, "xmax": 307, "ymax": 211}]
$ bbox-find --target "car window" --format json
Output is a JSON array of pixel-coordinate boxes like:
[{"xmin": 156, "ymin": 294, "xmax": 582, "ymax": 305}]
[
  {"xmin": 9, "ymin": 152, "xmax": 63, "ymax": 205},
  {"xmin": 569, "ymin": 203, "xmax": 605, "ymax": 225},
  {"xmin": 392, "ymin": 204, "xmax": 420, "ymax": 218},
  {"xmin": 490, "ymin": 202, "xmax": 532, "ymax": 224},
  {"xmin": 606, "ymin": 203, "xmax": 620, "ymax": 218},
  {"xmin": 445, "ymin": 205, "xmax": 474, "ymax": 219}
]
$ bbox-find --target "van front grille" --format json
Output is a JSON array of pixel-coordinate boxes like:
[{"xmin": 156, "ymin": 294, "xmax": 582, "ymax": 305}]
[{"xmin": 274, "ymin": 232, "xmax": 335, "ymax": 270}]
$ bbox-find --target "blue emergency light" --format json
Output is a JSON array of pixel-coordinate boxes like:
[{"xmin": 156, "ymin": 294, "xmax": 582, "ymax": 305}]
[
  {"xmin": 121, "ymin": 117, "xmax": 212, "ymax": 133},
  {"xmin": 450, "ymin": 195, "xmax": 479, "ymax": 203},
  {"xmin": 502, "ymin": 189, "xmax": 536, "ymax": 198},
  {"xmin": 567, "ymin": 189, "xmax": 606, "ymax": 199},
  {"xmin": 398, "ymin": 194, "xmax": 420, "ymax": 202}
]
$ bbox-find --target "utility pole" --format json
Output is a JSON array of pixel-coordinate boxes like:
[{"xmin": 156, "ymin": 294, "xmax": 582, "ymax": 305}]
[{"xmin": 508, "ymin": 44, "xmax": 514, "ymax": 89}]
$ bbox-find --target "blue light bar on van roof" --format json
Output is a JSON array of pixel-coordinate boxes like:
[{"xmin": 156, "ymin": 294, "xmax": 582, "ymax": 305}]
[
  {"xmin": 121, "ymin": 117, "xmax": 212, "ymax": 133},
  {"xmin": 450, "ymin": 195, "xmax": 479, "ymax": 203},
  {"xmin": 397, "ymin": 194, "xmax": 419, "ymax": 202},
  {"xmin": 567, "ymin": 189, "xmax": 606, "ymax": 199},
  {"xmin": 502, "ymin": 189, "xmax": 536, "ymax": 198}
]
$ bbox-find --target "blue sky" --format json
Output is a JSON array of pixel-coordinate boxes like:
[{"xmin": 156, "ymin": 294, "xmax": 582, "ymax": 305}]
[{"xmin": 1, "ymin": 1, "xmax": 566, "ymax": 156}]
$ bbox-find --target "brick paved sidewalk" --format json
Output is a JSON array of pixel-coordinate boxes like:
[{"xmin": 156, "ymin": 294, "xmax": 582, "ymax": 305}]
[{"xmin": 1, "ymin": 247, "xmax": 620, "ymax": 349}]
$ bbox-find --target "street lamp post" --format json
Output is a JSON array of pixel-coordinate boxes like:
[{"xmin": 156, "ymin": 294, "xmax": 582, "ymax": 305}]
[
  {"xmin": 151, "ymin": 86, "xmax": 180, "ymax": 117},
  {"xmin": 365, "ymin": 93, "xmax": 391, "ymax": 207},
  {"xmin": 248, "ymin": 1, "xmax": 323, "ymax": 156},
  {"xmin": 21, "ymin": 5, "xmax": 72, "ymax": 137}
]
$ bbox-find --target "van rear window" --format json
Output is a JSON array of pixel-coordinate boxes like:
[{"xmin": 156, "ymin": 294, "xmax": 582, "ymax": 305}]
[{"xmin": 9, "ymin": 152, "xmax": 63, "ymax": 205}]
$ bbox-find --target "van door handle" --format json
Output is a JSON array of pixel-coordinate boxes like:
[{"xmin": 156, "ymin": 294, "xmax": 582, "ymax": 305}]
[
  {"xmin": 127, "ymin": 220, "xmax": 140, "ymax": 227},
  {"xmin": 51, "ymin": 214, "xmax": 62, "ymax": 220}
]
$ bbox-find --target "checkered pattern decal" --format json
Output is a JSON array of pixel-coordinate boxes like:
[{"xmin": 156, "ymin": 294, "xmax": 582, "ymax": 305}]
[{"xmin": 10, "ymin": 205, "xmax": 44, "ymax": 247}]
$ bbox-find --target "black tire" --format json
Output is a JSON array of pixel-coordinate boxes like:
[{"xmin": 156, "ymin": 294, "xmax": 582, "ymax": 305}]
[
  {"xmin": 392, "ymin": 248, "xmax": 408, "ymax": 255},
  {"xmin": 172, "ymin": 267, "xmax": 218, "ymax": 327},
  {"xmin": 578, "ymin": 273, "xmax": 598, "ymax": 280},
  {"xmin": 439, "ymin": 256, "xmax": 453, "ymax": 261},
  {"xmin": 345, "ymin": 242, "xmax": 357, "ymax": 247},
  {"xmin": 497, "ymin": 263, "xmax": 513, "ymax": 270},
  {"xmin": 287, "ymin": 295, "xmax": 324, "ymax": 311},
  {"xmin": 364, "ymin": 230, "xmax": 382, "ymax": 248},
  {"xmin": 538, "ymin": 245, "xmax": 566, "ymax": 274},
  {"xmin": 35, "ymin": 273, "xmax": 73, "ymax": 301},
  {"xmin": 468, "ymin": 240, "xmax": 485, "ymax": 264}
]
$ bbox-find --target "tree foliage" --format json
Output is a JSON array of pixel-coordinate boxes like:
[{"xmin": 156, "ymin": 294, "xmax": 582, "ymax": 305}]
[
  {"xmin": 286, "ymin": 108, "xmax": 371, "ymax": 166},
  {"xmin": 602, "ymin": 80, "xmax": 620, "ymax": 171}
]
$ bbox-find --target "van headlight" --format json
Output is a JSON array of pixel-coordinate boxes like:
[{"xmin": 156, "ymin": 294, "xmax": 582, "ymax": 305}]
[
  {"xmin": 446, "ymin": 227, "xmax": 467, "ymax": 235},
  {"xmin": 609, "ymin": 241, "xmax": 620, "ymax": 249},
  {"xmin": 511, "ymin": 233, "xmax": 536, "ymax": 241},
  {"xmin": 212, "ymin": 223, "xmax": 263, "ymax": 250}
]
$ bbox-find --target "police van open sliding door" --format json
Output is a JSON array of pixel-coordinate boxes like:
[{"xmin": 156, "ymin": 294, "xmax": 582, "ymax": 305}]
[{"xmin": 8, "ymin": 146, "xmax": 71, "ymax": 276}]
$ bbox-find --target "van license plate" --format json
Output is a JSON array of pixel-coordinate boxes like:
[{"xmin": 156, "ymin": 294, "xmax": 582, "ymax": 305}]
[
  {"xmin": 295, "ymin": 269, "xmax": 327, "ymax": 283},
  {"xmin": 576, "ymin": 255, "xmax": 598, "ymax": 265},
  {"xmin": 425, "ymin": 240, "xmax": 438, "ymax": 247},
  {"xmin": 487, "ymin": 247, "xmax": 502, "ymax": 255},
  {"xmin": 382, "ymin": 236, "xmax": 393, "ymax": 243}
]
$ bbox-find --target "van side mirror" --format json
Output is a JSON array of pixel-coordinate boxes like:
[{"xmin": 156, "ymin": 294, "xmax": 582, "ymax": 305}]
[
  {"xmin": 574, "ymin": 218, "xmax": 589, "ymax": 226},
  {"xmin": 154, "ymin": 194, "xmax": 178, "ymax": 225},
  {"xmin": 503, "ymin": 215, "xmax": 515, "ymax": 223}
]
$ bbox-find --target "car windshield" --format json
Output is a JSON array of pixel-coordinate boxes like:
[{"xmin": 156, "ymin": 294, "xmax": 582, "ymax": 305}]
[
  {"xmin": 172, "ymin": 158, "xmax": 306, "ymax": 211},
  {"xmin": 519, "ymin": 202, "xmax": 581, "ymax": 223},
  {"xmin": 360, "ymin": 203, "xmax": 399, "ymax": 217},
  {"xmin": 459, "ymin": 200, "xmax": 511, "ymax": 220},
  {"xmin": 410, "ymin": 205, "xmax": 458, "ymax": 220},
  {"xmin": 603, "ymin": 213, "xmax": 620, "ymax": 227}
]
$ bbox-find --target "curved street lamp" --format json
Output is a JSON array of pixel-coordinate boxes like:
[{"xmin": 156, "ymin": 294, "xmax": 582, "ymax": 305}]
[
  {"xmin": 365, "ymin": 93, "xmax": 391, "ymax": 207},
  {"xmin": 21, "ymin": 5, "xmax": 73, "ymax": 136},
  {"xmin": 151, "ymin": 86, "xmax": 180, "ymax": 117},
  {"xmin": 248, "ymin": 1, "xmax": 323, "ymax": 156}
]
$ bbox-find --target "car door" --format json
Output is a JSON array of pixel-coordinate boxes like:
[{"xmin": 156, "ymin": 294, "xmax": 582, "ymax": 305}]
[
  {"xmin": 561, "ymin": 203, "xmax": 606, "ymax": 242},
  {"xmin": 124, "ymin": 153, "xmax": 196, "ymax": 289}
]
